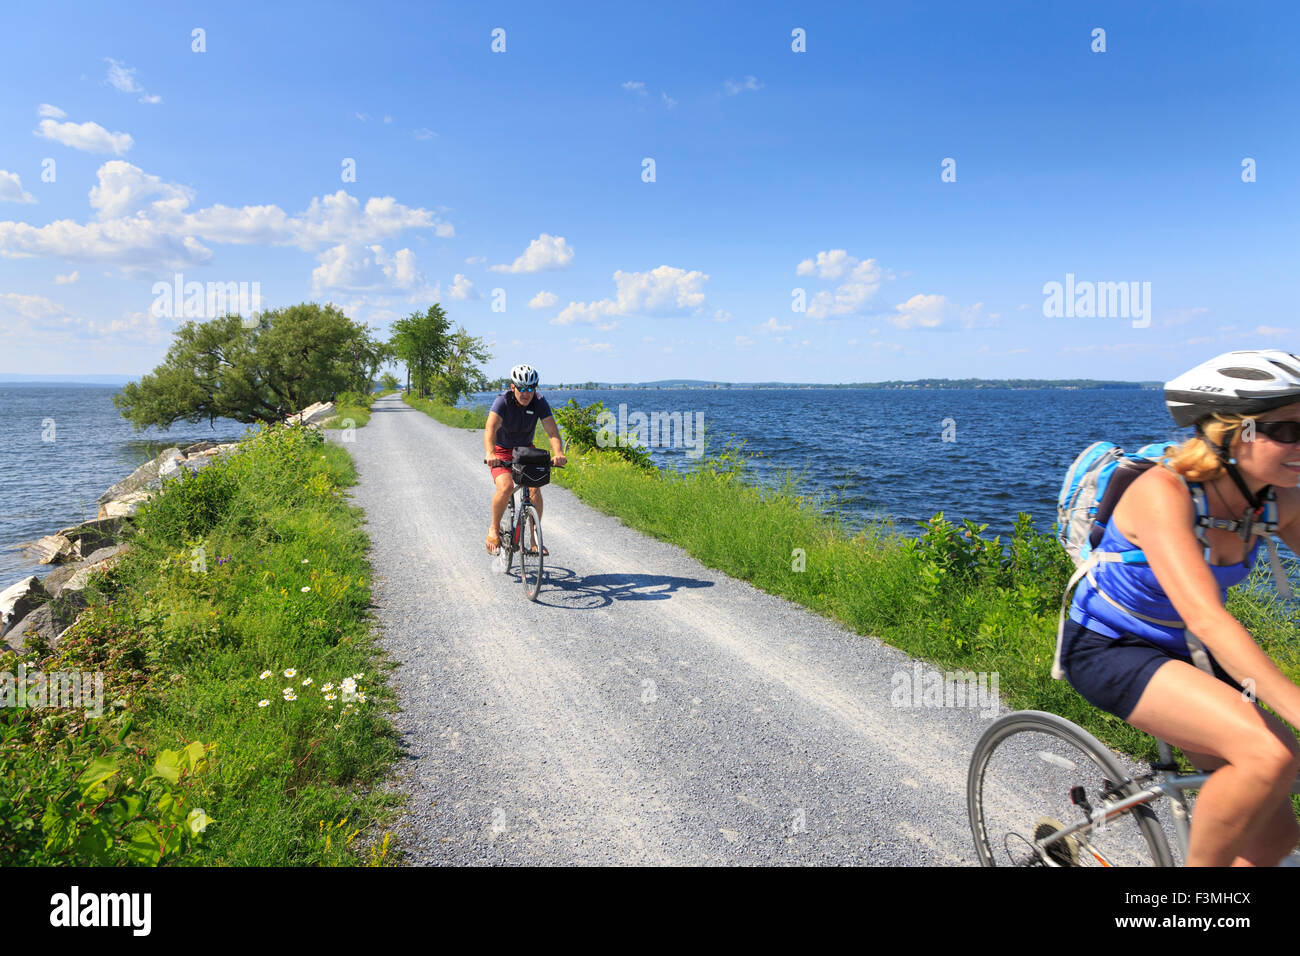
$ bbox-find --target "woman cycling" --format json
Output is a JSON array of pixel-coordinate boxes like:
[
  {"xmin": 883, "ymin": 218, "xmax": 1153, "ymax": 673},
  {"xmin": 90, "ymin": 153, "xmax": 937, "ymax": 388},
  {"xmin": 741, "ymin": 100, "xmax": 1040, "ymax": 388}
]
[{"xmin": 1061, "ymin": 349, "xmax": 1300, "ymax": 866}]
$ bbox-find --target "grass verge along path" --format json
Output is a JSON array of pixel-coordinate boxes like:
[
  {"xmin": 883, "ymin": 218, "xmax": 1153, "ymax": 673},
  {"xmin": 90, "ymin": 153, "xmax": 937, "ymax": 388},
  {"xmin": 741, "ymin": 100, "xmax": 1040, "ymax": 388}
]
[{"xmin": 0, "ymin": 421, "xmax": 402, "ymax": 865}]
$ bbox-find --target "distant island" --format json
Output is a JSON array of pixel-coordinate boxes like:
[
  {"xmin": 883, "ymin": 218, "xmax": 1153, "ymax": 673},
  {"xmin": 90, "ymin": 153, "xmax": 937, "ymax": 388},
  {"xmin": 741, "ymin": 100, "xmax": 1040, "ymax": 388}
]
[{"xmin": 485, "ymin": 378, "xmax": 1161, "ymax": 391}]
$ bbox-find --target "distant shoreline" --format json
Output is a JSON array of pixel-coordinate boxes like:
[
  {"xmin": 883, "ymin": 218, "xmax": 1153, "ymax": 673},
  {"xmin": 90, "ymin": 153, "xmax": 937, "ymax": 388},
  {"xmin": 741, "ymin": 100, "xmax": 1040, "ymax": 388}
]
[
  {"xmin": 479, "ymin": 380, "xmax": 1161, "ymax": 392},
  {"xmin": 2, "ymin": 376, "xmax": 1160, "ymax": 391}
]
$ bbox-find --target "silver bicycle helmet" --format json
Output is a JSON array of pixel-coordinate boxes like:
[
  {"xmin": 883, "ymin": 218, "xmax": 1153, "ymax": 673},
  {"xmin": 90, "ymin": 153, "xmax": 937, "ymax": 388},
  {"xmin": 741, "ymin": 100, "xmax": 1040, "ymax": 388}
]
[
  {"xmin": 1164, "ymin": 350, "xmax": 1300, "ymax": 428},
  {"xmin": 510, "ymin": 364, "xmax": 539, "ymax": 388}
]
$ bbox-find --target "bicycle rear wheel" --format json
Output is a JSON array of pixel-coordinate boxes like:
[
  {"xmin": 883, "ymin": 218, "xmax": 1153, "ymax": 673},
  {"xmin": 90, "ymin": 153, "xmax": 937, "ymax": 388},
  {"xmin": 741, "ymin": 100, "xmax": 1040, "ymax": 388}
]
[
  {"xmin": 968, "ymin": 710, "xmax": 1173, "ymax": 867},
  {"xmin": 519, "ymin": 505, "xmax": 543, "ymax": 601}
]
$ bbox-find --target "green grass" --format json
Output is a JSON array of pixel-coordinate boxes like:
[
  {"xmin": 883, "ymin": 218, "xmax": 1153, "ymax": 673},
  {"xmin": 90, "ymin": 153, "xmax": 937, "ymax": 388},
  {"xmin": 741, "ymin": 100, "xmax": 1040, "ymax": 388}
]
[
  {"xmin": 322, "ymin": 389, "xmax": 376, "ymax": 429},
  {"xmin": 0, "ymin": 421, "xmax": 403, "ymax": 865},
  {"xmin": 402, "ymin": 391, "xmax": 491, "ymax": 429}
]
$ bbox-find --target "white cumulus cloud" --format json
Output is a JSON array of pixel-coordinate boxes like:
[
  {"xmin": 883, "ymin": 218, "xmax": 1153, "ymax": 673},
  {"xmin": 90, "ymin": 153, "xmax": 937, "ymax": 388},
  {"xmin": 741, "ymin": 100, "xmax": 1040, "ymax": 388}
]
[
  {"xmin": 37, "ymin": 104, "xmax": 66, "ymax": 119},
  {"xmin": 448, "ymin": 273, "xmax": 477, "ymax": 299},
  {"xmin": 797, "ymin": 249, "xmax": 885, "ymax": 318},
  {"xmin": 89, "ymin": 161, "xmax": 193, "ymax": 219},
  {"xmin": 888, "ymin": 293, "xmax": 949, "ymax": 329},
  {"xmin": 0, "ymin": 161, "xmax": 454, "ymax": 274},
  {"xmin": 553, "ymin": 265, "xmax": 710, "ymax": 326},
  {"xmin": 36, "ymin": 117, "xmax": 133, "ymax": 155},
  {"xmin": 529, "ymin": 291, "xmax": 558, "ymax": 309},
  {"xmin": 491, "ymin": 233, "xmax": 574, "ymax": 273},
  {"xmin": 0, "ymin": 171, "xmax": 35, "ymax": 204},
  {"xmin": 311, "ymin": 243, "xmax": 424, "ymax": 293}
]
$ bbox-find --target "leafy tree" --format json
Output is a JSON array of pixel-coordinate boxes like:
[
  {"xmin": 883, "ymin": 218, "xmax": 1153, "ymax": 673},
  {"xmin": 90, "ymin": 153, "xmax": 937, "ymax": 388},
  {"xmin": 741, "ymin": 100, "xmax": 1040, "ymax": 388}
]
[
  {"xmin": 390, "ymin": 305, "xmax": 451, "ymax": 398},
  {"xmin": 112, "ymin": 303, "xmax": 376, "ymax": 429},
  {"xmin": 431, "ymin": 326, "xmax": 492, "ymax": 405},
  {"xmin": 379, "ymin": 371, "xmax": 401, "ymax": 391}
]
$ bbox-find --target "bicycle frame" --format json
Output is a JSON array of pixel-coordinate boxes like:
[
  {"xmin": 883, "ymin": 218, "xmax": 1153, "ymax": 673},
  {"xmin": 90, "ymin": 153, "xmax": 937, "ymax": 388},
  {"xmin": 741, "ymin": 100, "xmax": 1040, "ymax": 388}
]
[
  {"xmin": 1028, "ymin": 736, "xmax": 1300, "ymax": 866},
  {"xmin": 501, "ymin": 485, "xmax": 532, "ymax": 551}
]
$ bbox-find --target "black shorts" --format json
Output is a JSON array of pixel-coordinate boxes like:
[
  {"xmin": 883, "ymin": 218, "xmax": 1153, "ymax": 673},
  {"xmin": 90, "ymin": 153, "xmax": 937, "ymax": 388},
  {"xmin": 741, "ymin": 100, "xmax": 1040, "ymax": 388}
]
[{"xmin": 1061, "ymin": 618, "xmax": 1245, "ymax": 721}]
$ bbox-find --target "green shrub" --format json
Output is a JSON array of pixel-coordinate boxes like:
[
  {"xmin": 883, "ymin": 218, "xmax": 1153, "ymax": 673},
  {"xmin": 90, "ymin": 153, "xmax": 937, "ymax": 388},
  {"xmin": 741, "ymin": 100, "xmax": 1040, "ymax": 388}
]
[
  {"xmin": 136, "ymin": 464, "xmax": 239, "ymax": 545},
  {"xmin": 550, "ymin": 398, "xmax": 655, "ymax": 470}
]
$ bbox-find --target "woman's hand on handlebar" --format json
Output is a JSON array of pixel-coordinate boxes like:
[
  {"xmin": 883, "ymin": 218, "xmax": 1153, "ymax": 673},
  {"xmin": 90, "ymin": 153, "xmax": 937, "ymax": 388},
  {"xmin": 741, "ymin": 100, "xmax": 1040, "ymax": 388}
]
[{"xmin": 553, "ymin": 453, "xmax": 567, "ymax": 468}]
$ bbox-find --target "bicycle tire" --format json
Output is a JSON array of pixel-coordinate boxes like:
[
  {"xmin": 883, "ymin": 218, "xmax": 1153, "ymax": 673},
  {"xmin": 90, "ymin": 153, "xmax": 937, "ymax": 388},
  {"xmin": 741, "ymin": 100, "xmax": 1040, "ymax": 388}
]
[
  {"xmin": 519, "ymin": 505, "xmax": 543, "ymax": 601},
  {"xmin": 498, "ymin": 508, "xmax": 514, "ymax": 575},
  {"xmin": 968, "ymin": 710, "xmax": 1173, "ymax": 867}
]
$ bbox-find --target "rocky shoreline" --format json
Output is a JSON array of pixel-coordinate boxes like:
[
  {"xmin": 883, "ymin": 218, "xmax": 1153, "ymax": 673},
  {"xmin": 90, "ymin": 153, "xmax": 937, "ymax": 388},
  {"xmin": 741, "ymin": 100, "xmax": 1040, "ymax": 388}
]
[{"xmin": 0, "ymin": 401, "xmax": 339, "ymax": 653}]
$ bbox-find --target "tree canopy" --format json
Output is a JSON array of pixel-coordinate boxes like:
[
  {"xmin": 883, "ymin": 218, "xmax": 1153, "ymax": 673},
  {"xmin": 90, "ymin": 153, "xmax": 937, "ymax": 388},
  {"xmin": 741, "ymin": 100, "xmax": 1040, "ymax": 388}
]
[
  {"xmin": 389, "ymin": 303, "xmax": 491, "ymax": 405},
  {"xmin": 112, "ymin": 302, "xmax": 385, "ymax": 430}
]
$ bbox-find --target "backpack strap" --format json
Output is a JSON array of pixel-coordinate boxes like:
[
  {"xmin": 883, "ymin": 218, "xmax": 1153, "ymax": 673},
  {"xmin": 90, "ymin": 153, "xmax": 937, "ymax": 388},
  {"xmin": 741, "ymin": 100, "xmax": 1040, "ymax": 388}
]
[
  {"xmin": 1184, "ymin": 478, "xmax": 1291, "ymax": 599},
  {"xmin": 1052, "ymin": 550, "xmax": 1143, "ymax": 680}
]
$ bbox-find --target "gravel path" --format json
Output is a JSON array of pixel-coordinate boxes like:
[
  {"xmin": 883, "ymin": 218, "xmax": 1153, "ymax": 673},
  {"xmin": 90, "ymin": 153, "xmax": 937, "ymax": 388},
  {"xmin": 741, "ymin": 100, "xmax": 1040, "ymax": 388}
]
[{"xmin": 327, "ymin": 393, "xmax": 1045, "ymax": 865}]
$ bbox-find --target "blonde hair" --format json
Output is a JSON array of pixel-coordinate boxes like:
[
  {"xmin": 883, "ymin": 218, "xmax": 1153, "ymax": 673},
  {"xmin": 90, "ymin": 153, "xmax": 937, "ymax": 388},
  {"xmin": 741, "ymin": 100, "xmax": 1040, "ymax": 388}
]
[{"xmin": 1161, "ymin": 412, "xmax": 1249, "ymax": 481}]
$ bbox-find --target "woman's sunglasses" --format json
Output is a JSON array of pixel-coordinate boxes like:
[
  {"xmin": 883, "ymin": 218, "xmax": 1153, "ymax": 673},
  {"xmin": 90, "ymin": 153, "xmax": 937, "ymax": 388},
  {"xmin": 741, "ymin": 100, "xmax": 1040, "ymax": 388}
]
[
  {"xmin": 1251, "ymin": 420, "xmax": 1300, "ymax": 444},
  {"xmin": 514, "ymin": 385, "xmax": 536, "ymax": 393}
]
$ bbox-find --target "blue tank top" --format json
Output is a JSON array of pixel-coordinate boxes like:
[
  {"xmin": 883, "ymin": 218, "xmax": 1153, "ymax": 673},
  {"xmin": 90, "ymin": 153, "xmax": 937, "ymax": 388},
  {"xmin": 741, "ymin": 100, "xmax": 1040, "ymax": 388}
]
[{"xmin": 1069, "ymin": 518, "xmax": 1261, "ymax": 654}]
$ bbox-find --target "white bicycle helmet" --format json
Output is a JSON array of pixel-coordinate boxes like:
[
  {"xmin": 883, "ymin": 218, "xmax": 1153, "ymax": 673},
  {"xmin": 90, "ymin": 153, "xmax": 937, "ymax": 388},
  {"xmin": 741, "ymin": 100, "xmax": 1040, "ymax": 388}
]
[
  {"xmin": 1164, "ymin": 350, "xmax": 1300, "ymax": 428},
  {"xmin": 510, "ymin": 364, "xmax": 539, "ymax": 388}
]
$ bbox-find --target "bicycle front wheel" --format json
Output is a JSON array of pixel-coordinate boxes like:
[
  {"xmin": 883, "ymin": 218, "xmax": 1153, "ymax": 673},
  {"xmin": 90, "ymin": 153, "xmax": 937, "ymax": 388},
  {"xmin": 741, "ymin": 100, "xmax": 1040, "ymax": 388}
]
[
  {"xmin": 519, "ymin": 505, "xmax": 543, "ymax": 601},
  {"xmin": 498, "ymin": 508, "xmax": 514, "ymax": 575},
  {"xmin": 968, "ymin": 710, "xmax": 1173, "ymax": 867}
]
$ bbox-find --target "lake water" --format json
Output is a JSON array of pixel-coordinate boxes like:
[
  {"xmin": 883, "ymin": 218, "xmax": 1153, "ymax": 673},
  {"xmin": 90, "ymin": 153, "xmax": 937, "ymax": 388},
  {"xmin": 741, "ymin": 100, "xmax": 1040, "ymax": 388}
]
[
  {"xmin": 0, "ymin": 382, "xmax": 1212, "ymax": 587},
  {"xmin": 465, "ymin": 386, "xmax": 1183, "ymax": 536},
  {"xmin": 0, "ymin": 384, "xmax": 251, "ymax": 583}
]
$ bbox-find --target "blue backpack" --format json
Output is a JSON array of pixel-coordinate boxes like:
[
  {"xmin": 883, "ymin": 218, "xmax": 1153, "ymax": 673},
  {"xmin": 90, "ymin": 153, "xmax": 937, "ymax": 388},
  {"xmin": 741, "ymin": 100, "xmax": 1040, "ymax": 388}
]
[{"xmin": 1052, "ymin": 440, "xmax": 1289, "ymax": 679}]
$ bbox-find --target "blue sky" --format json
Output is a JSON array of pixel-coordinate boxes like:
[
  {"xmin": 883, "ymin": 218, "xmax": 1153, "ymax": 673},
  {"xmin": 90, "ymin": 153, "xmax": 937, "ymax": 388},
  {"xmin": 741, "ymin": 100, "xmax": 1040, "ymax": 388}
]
[{"xmin": 0, "ymin": 0, "xmax": 1296, "ymax": 383}]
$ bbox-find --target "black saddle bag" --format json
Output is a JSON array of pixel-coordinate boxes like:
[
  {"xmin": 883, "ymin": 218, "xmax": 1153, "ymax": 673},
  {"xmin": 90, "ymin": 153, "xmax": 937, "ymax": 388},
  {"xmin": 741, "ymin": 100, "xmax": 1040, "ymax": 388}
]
[{"xmin": 511, "ymin": 446, "xmax": 551, "ymax": 487}]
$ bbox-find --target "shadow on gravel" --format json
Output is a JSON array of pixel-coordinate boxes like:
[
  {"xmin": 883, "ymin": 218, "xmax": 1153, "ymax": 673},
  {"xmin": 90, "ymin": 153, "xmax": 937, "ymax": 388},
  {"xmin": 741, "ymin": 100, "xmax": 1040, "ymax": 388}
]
[{"xmin": 518, "ymin": 567, "xmax": 714, "ymax": 609}]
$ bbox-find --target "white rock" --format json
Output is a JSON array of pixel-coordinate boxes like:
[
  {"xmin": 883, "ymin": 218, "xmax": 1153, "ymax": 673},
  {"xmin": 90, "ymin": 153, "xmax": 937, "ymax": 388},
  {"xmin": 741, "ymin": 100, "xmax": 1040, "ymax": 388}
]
[
  {"xmin": 25, "ymin": 534, "xmax": 75, "ymax": 565},
  {"xmin": 0, "ymin": 576, "xmax": 51, "ymax": 638},
  {"xmin": 157, "ymin": 450, "xmax": 186, "ymax": 479},
  {"xmin": 103, "ymin": 491, "xmax": 154, "ymax": 518}
]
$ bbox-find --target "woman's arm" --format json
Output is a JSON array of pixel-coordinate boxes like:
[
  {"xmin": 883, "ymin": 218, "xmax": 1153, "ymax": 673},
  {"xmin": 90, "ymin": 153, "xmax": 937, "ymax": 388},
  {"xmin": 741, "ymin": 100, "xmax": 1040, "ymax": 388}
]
[{"xmin": 1127, "ymin": 469, "xmax": 1300, "ymax": 726}]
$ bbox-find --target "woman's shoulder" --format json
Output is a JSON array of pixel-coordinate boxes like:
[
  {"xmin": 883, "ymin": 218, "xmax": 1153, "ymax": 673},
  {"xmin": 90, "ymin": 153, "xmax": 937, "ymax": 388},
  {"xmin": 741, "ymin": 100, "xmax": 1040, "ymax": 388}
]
[
  {"xmin": 1114, "ymin": 464, "xmax": 1196, "ymax": 526},
  {"xmin": 1133, "ymin": 462, "xmax": 1195, "ymax": 498}
]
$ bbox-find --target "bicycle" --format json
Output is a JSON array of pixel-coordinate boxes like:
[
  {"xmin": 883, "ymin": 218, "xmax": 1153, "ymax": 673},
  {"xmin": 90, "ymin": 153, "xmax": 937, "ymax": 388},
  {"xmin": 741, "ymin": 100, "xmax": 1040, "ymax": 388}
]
[
  {"xmin": 967, "ymin": 709, "xmax": 1300, "ymax": 866},
  {"xmin": 487, "ymin": 454, "xmax": 563, "ymax": 602}
]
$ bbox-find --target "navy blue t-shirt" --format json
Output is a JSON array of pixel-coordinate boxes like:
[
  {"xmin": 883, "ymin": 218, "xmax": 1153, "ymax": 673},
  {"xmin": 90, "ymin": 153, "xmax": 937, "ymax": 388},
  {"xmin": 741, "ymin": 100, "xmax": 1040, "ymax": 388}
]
[{"xmin": 489, "ymin": 390, "xmax": 552, "ymax": 449}]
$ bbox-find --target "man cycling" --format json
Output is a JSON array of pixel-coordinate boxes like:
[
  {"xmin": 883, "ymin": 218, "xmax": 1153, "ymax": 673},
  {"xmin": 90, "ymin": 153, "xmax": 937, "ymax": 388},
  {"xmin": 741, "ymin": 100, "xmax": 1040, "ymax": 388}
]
[
  {"xmin": 483, "ymin": 364, "xmax": 566, "ymax": 555},
  {"xmin": 1061, "ymin": 349, "xmax": 1300, "ymax": 866}
]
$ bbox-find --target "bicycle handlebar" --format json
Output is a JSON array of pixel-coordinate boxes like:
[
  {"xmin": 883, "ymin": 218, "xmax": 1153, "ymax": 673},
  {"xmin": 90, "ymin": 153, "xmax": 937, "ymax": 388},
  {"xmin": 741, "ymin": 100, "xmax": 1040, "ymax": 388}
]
[{"xmin": 485, "ymin": 458, "xmax": 565, "ymax": 468}]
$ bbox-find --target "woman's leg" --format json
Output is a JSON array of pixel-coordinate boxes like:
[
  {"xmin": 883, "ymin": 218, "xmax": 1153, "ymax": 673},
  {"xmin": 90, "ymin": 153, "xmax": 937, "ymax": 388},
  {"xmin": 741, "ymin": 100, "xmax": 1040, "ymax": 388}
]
[
  {"xmin": 1126, "ymin": 661, "xmax": 1300, "ymax": 866},
  {"xmin": 1177, "ymin": 748, "xmax": 1298, "ymax": 866}
]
